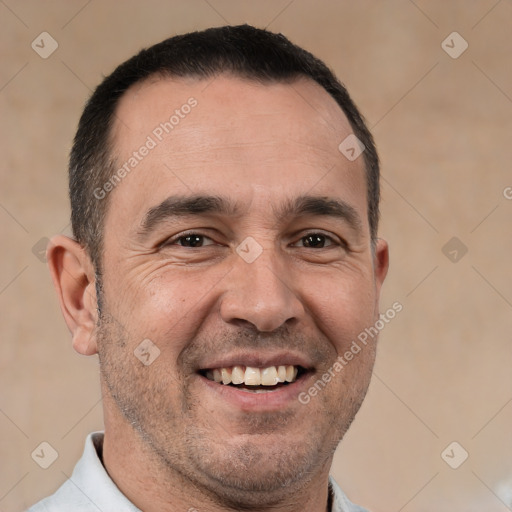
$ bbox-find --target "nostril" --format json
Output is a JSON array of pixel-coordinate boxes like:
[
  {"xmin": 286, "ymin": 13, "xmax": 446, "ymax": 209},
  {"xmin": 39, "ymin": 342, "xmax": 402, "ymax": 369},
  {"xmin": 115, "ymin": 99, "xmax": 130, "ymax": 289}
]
[{"xmin": 219, "ymin": 274, "xmax": 305, "ymax": 333}]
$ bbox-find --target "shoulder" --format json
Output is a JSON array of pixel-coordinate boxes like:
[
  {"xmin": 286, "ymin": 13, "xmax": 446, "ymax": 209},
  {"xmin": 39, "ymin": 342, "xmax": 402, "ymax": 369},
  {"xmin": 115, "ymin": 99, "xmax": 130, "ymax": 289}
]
[
  {"xmin": 329, "ymin": 476, "xmax": 371, "ymax": 512},
  {"xmin": 25, "ymin": 476, "xmax": 102, "ymax": 511},
  {"xmin": 25, "ymin": 432, "xmax": 138, "ymax": 512}
]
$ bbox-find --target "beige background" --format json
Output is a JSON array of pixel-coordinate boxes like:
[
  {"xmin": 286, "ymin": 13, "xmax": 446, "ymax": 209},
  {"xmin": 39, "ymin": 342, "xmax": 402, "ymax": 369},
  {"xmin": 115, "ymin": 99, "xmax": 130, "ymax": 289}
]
[{"xmin": 1, "ymin": 1, "xmax": 511, "ymax": 511}]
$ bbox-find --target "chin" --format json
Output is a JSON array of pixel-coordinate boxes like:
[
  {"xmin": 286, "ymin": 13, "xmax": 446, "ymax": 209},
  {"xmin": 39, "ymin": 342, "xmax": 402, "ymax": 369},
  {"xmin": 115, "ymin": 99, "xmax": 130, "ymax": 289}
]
[{"xmin": 183, "ymin": 431, "xmax": 326, "ymax": 504}]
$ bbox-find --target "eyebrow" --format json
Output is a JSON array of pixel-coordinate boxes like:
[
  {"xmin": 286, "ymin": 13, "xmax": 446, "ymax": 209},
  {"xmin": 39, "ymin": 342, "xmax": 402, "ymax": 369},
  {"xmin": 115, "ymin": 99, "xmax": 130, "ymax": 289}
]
[
  {"xmin": 137, "ymin": 194, "xmax": 363, "ymax": 239},
  {"xmin": 138, "ymin": 195, "xmax": 242, "ymax": 238},
  {"xmin": 274, "ymin": 195, "xmax": 362, "ymax": 231}
]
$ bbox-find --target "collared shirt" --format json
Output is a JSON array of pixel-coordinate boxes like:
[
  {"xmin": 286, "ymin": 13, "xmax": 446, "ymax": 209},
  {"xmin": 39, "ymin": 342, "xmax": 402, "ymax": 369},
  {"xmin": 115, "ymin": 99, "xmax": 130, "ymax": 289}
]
[{"xmin": 27, "ymin": 432, "xmax": 369, "ymax": 512}]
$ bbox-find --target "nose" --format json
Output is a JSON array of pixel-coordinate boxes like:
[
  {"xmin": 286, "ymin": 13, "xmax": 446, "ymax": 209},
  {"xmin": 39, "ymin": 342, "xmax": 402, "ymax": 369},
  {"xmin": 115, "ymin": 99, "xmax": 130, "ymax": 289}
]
[{"xmin": 219, "ymin": 248, "xmax": 305, "ymax": 333}]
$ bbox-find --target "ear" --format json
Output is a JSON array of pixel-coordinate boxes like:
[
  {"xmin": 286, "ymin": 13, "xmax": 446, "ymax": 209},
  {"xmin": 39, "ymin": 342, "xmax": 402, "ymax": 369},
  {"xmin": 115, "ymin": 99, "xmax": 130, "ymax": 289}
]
[
  {"xmin": 373, "ymin": 238, "xmax": 389, "ymax": 299},
  {"xmin": 47, "ymin": 235, "xmax": 99, "ymax": 356}
]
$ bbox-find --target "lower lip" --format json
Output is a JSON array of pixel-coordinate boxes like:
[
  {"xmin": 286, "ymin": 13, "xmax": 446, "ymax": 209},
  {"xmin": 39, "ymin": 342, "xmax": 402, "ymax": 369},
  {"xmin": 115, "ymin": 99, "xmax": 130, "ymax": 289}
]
[{"xmin": 198, "ymin": 374, "xmax": 312, "ymax": 411}]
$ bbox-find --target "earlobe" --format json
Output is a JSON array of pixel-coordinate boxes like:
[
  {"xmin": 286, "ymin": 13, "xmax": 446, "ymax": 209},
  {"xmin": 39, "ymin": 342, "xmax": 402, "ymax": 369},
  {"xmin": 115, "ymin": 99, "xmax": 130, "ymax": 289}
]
[{"xmin": 47, "ymin": 235, "xmax": 99, "ymax": 356}]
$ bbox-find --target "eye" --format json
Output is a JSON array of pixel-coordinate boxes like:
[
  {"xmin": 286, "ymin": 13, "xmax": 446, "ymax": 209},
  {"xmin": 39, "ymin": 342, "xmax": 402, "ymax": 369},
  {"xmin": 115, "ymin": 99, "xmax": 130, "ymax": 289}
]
[
  {"xmin": 165, "ymin": 233, "xmax": 216, "ymax": 248},
  {"xmin": 294, "ymin": 233, "xmax": 337, "ymax": 249}
]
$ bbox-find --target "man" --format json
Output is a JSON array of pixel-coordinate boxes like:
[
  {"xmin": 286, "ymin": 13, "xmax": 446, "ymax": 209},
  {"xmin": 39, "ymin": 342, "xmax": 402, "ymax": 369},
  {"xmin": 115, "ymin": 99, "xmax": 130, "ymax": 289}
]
[{"xmin": 30, "ymin": 24, "xmax": 388, "ymax": 512}]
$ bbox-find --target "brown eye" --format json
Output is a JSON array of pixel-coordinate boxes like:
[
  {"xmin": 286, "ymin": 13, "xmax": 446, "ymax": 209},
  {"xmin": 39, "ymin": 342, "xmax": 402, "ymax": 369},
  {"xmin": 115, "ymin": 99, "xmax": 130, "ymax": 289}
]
[
  {"xmin": 178, "ymin": 235, "xmax": 205, "ymax": 247},
  {"xmin": 166, "ymin": 233, "xmax": 216, "ymax": 248},
  {"xmin": 300, "ymin": 234, "xmax": 333, "ymax": 248}
]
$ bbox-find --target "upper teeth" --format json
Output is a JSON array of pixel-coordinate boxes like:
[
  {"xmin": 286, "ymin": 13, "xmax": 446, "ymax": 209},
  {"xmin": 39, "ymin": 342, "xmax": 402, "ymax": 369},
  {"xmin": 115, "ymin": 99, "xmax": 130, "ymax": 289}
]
[{"xmin": 206, "ymin": 365, "xmax": 298, "ymax": 386}]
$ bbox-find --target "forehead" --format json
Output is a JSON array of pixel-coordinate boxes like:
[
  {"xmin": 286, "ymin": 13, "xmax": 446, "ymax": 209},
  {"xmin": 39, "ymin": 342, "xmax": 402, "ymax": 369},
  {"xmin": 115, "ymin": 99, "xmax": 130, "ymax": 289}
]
[{"xmin": 106, "ymin": 75, "xmax": 368, "ymax": 234}]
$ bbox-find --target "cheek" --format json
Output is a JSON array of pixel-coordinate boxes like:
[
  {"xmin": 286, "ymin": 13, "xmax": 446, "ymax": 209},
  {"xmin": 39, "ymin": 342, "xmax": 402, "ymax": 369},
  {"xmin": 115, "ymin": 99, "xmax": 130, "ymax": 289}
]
[
  {"xmin": 307, "ymin": 269, "xmax": 378, "ymax": 408},
  {"xmin": 304, "ymin": 266, "xmax": 377, "ymax": 350},
  {"xmin": 110, "ymin": 268, "xmax": 222, "ymax": 352}
]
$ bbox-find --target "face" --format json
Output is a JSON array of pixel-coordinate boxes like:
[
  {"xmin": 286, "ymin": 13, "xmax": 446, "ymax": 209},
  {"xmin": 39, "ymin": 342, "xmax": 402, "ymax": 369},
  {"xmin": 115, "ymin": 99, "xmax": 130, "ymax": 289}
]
[{"xmin": 96, "ymin": 75, "xmax": 388, "ymax": 506}]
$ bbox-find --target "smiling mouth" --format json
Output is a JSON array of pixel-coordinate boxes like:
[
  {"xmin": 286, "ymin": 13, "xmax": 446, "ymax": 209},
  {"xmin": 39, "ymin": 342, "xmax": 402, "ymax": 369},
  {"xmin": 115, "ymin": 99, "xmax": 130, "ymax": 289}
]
[{"xmin": 200, "ymin": 365, "xmax": 308, "ymax": 393}]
